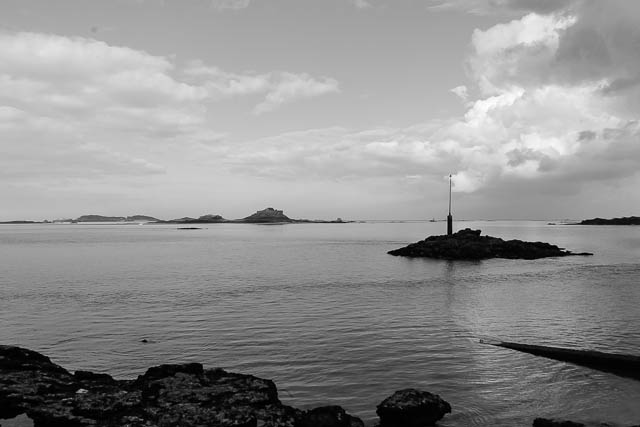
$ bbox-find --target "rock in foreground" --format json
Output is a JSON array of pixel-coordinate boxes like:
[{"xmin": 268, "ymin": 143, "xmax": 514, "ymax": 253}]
[
  {"xmin": 388, "ymin": 228, "xmax": 593, "ymax": 260},
  {"xmin": 376, "ymin": 388, "xmax": 451, "ymax": 427},
  {"xmin": 0, "ymin": 345, "xmax": 363, "ymax": 427},
  {"xmin": 533, "ymin": 419, "xmax": 586, "ymax": 427}
]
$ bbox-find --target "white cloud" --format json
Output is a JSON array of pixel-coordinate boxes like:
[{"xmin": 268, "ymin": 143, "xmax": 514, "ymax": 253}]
[
  {"xmin": 253, "ymin": 72, "xmax": 339, "ymax": 114},
  {"xmin": 450, "ymin": 85, "xmax": 468, "ymax": 101},
  {"xmin": 219, "ymin": 1, "xmax": 640, "ymax": 206},
  {"xmin": 469, "ymin": 13, "xmax": 577, "ymax": 95},
  {"xmin": 183, "ymin": 63, "xmax": 339, "ymax": 113},
  {"xmin": 0, "ymin": 31, "xmax": 338, "ymax": 192}
]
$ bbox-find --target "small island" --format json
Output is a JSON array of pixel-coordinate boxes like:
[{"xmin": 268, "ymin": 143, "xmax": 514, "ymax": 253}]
[
  {"xmin": 388, "ymin": 228, "xmax": 593, "ymax": 260},
  {"xmin": 578, "ymin": 216, "xmax": 640, "ymax": 225}
]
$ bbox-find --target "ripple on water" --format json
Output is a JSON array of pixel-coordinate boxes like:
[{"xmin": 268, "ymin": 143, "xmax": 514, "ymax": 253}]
[{"xmin": 1, "ymin": 223, "xmax": 640, "ymax": 426}]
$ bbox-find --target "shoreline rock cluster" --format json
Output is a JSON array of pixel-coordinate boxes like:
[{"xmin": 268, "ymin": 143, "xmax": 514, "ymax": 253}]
[
  {"xmin": 388, "ymin": 228, "xmax": 593, "ymax": 260},
  {"xmin": 1, "ymin": 346, "xmax": 637, "ymax": 427},
  {"xmin": 0, "ymin": 345, "xmax": 363, "ymax": 427}
]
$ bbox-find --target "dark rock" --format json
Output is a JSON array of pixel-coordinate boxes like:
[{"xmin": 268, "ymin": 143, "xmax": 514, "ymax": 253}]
[
  {"xmin": 388, "ymin": 228, "xmax": 593, "ymax": 260},
  {"xmin": 376, "ymin": 388, "xmax": 451, "ymax": 427},
  {"xmin": 579, "ymin": 216, "xmax": 640, "ymax": 225},
  {"xmin": 74, "ymin": 370, "xmax": 115, "ymax": 384},
  {"xmin": 0, "ymin": 345, "xmax": 362, "ymax": 427},
  {"xmin": 296, "ymin": 406, "xmax": 365, "ymax": 427}
]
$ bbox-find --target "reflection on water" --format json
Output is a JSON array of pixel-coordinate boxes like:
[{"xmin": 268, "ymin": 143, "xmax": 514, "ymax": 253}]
[{"xmin": 1, "ymin": 222, "xmax": 639, "ymax": 426}]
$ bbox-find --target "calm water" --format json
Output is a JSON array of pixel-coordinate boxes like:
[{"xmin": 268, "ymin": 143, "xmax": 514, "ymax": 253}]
[{"xmin": 1, "ymin": 221, "xmax": 640, "ymax": 426}]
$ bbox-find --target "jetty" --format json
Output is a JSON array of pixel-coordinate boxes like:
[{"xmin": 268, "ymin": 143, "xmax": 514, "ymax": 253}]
[{"xmin": 481, "ymin": 340, "xmax": 640, "ymax": 381}]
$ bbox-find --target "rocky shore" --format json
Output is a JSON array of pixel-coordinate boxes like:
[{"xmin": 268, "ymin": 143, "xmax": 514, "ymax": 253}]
[
  {"xmin": 0, "ymin": 345, "xmax": 364, "ymax": 427},
  {"xmin": 1, "ymin": 345, "xmax": 637, "ymax": 427},
  {"xmin": 388, "ymin": 228, "xmax": 593, "ymax": 260}
]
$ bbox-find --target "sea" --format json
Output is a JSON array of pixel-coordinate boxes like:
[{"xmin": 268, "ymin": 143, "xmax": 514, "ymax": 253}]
[{"xmin": 1, "ymin": 221, "xmax": 639, "ymax": 426}]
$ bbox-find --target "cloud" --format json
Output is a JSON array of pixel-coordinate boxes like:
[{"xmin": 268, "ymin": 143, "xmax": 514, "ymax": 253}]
[
  {"xmin": 183, "ymin": 63, "xmax": 339, "ymax": 114},
  {"xmin": 450, "ymin": 85, "xmax": 468, "ymax": 101},
  {"xmin": 0, "ymin": 31, "xmax": 338, "ymax": 189},
  {"xmin": 220, "ymin": 0, "xmax": 640, "ymax": 205},
  {"xmin": 253, "ymin": 73, "xmax": 339, "ymax": 114}
]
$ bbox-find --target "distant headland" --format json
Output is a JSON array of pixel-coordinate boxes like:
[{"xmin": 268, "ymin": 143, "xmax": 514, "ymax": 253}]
[
  {"xmin": 577, "ymin": 216, "xmax": 640, "ymax": 225},
  {"xmin": 0, "ymin": 208, "xmax": 349, "ymax": 225}
]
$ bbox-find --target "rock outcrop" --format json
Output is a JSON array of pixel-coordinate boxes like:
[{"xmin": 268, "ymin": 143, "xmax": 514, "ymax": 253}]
[
  {"xmin": 388, "ymin": 228, "xmax": 593, "ymax": 260},
  {"xmin": 0, "ymin": 345, "xmax": 363, "ymax": 427},
  {"xmin": 376, "ymin": 389, "xmax": 451, "ymax": 427}
]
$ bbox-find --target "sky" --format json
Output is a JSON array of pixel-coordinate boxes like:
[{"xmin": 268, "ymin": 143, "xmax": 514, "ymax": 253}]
[{"xmin": 1, "ymin": 0, "xmax": 639, "ymax": 221}]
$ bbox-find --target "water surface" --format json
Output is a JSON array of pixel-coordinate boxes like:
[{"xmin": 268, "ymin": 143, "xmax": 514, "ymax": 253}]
[{"xmin": 1, "ymin": 221, "xmax": 639, "ymax": 426}]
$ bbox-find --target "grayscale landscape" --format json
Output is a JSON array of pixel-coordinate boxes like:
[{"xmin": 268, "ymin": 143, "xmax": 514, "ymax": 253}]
[{"xmin": 1, "ymin": 1, "xmax": 640, "ymax": 426}]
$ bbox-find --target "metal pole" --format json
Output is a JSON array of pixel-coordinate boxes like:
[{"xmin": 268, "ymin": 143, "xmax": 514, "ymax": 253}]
[
  {"xmin": 448, "ymin": 174, "xmax": 451, "ymax": 215},
  {"xmin": 447, "ymin": 174, "xmax": 453, "ymax": 235}
]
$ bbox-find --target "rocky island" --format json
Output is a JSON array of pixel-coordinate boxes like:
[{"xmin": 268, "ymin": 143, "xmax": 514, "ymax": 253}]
[
  {"xmin": 388, "ymin": 228, "xmax": 593, "ymax": 260},
  {"xmin": 241, "ymin": 207, "xmax": 292, "ymax": 223},
  {"xmin": 578, "ymin": 216, "xmax": 640, "ymax": 225}
]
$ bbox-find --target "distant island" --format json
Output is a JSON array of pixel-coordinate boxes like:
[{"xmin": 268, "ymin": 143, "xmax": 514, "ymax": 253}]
[
  {"xmin": 388, "ymin": 228, "xmax": 593, "ymax": 260},
  {"xmin": 0, "ymin": 220, "xmax": 40, "ymax": 224},
  {"xmin": 1, "ymin": 208, "xmax": 348, "ymax": 225},
  {"xmin": 74, "ymin": 215, "xmax": 161, "ymax": 223},
  {"xmin": 578, "ymin": 216, "xmax": 640, "ymax": 225},
  {"xmin": 158, "ymin": 208, "xmax": 348, "ymax": 224}
]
